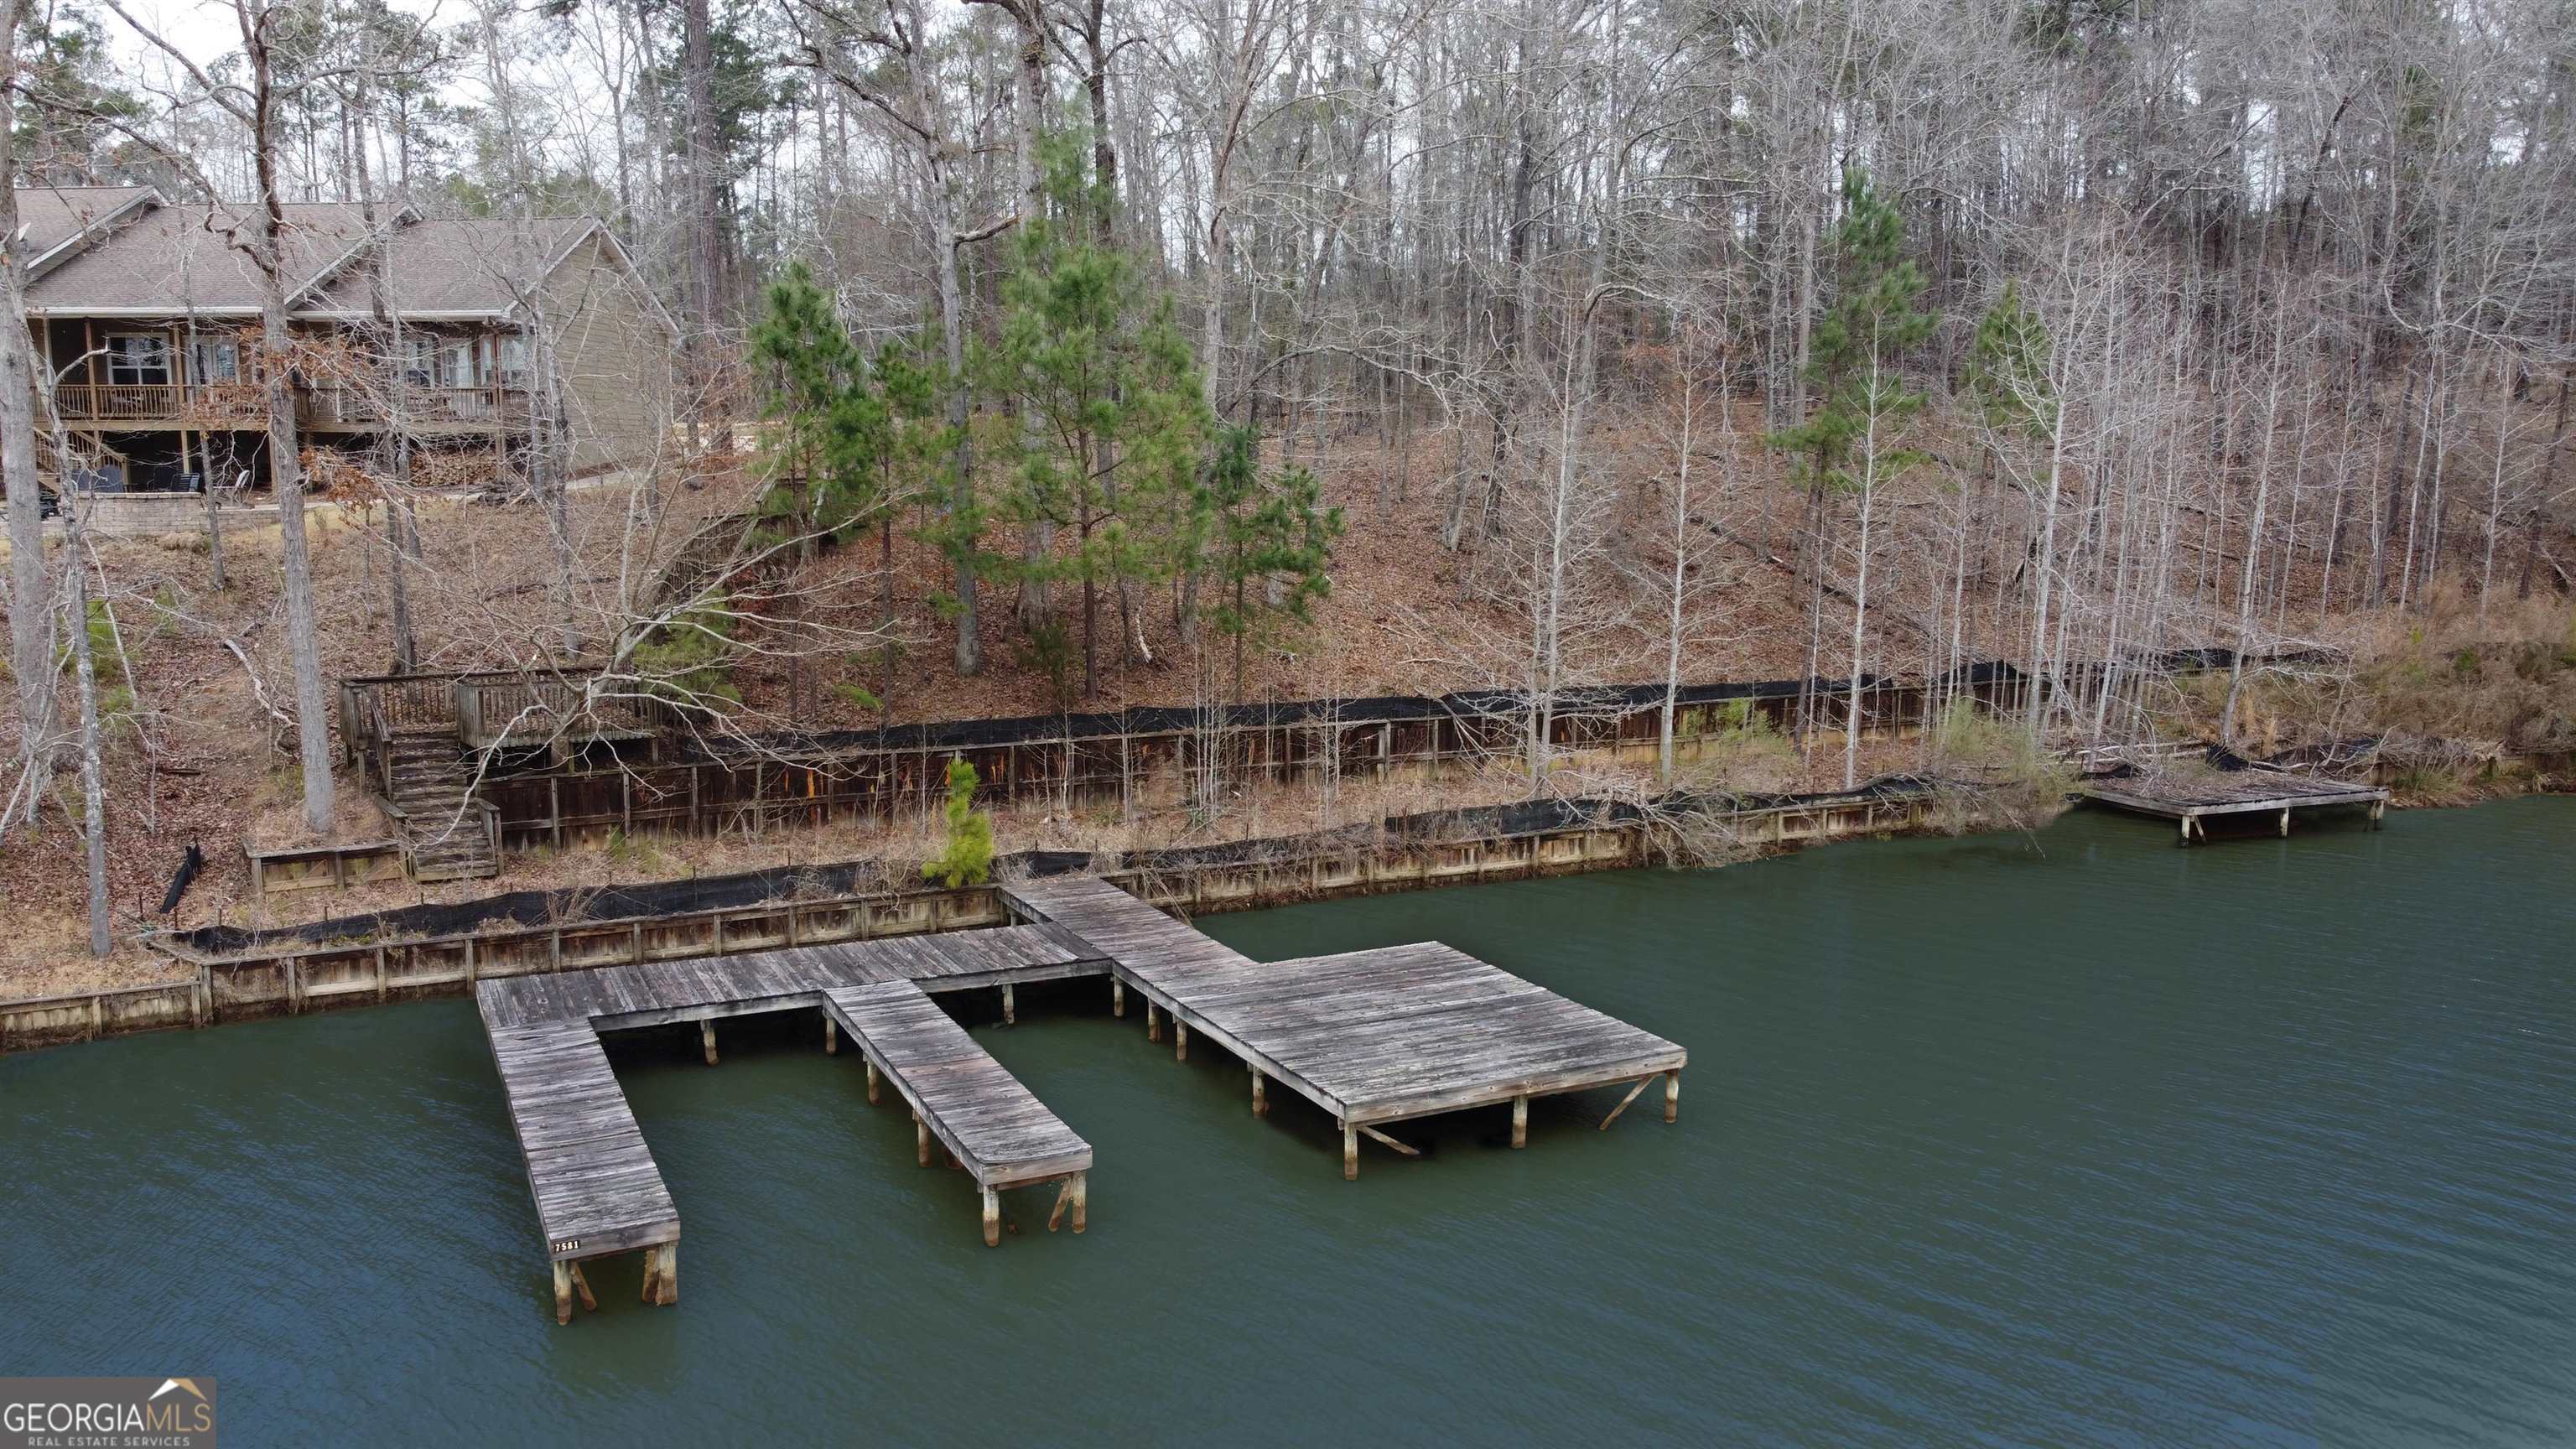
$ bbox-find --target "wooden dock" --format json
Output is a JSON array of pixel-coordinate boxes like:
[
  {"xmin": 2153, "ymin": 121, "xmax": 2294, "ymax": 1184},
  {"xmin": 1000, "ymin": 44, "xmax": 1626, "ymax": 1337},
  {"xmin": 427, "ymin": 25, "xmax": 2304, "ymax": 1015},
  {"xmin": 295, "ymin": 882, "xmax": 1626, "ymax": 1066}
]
[
  {"xmin": 822, "ymin": 983, "xmax": 1092, "ymax": 1244},
  {"xmin": 476, "ymin": 875, "xmax": 1687, "ymax": 1322},
  {"xmin": 2080, "ymin": 763, "xmax": 2388, "ymax": 843},
  {"xmin": 1001, "ymin": 876, "xmax": 1687, "ymax": 1177},
  {"xmin": 476, "ymin": 924, "xmax": 1107, "ymax": 1322}
]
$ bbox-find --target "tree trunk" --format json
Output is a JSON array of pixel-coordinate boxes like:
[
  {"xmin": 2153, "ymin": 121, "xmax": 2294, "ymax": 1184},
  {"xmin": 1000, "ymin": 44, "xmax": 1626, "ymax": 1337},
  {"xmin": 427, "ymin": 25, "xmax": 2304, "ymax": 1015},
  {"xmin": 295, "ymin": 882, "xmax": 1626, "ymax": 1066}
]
[
  {"xmin": 252, "ymin": 34, "xmax": 336, "ymax": 834},
  {"xmin": 1, "ymin": 24, "xmax": 56, "ymax": 822}
]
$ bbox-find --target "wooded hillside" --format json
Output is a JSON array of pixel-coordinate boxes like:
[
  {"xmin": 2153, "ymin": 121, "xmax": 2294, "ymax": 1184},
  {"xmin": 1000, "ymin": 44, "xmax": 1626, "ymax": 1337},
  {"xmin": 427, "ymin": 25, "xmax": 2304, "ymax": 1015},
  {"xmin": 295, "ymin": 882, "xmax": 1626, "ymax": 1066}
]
[{"xmin": 1, "ymin": 0, "xmax": 2571, "ymax": 981}]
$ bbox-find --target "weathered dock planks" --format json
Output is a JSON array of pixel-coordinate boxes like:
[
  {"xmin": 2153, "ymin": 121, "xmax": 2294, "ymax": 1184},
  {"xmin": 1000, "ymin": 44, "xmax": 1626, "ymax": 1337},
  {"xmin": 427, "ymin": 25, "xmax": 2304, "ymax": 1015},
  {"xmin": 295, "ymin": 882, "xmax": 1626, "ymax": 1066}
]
[
  {"xmin": 822, "ymin": 981, "xmax": 1091, "ymax": 1244},
  {"xmin": 475, "ymin": 922, "xmax": 1111, "ymax": 1321},
  {"xmin": 2080, "ymin": 766, "xmax": 2388, "ymax": 844},
  {"xmin": 479, "ymin": 873, "xmax": 1688, "ymax": 1323},
  {"xmin": 1001, "ymin": 876, "xmax": 1687, "ymax": 1176}
]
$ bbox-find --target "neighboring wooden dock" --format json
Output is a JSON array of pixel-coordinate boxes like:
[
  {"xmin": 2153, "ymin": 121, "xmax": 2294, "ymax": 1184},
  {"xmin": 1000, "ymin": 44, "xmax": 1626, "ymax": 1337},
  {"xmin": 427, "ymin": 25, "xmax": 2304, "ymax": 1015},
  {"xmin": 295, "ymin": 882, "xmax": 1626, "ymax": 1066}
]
[
  {"xmin": 477, "ymin": 876, "xmax": 1685, "ymax": 1322},
  {"xmin": 2080, "ymin": 760, "xmax": 2388, "ymax": 843},
  {"xmin": 1001, "ymin": 876, "xmax": 1687, "ymax": 1178}
]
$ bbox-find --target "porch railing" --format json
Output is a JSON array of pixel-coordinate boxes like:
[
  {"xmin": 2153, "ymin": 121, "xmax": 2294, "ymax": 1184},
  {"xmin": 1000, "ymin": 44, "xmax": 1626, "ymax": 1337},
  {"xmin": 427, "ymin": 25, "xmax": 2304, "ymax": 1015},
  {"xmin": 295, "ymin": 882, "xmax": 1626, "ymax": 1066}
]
[
  {"xmin": 50, "ymin": 382, "xmax": 267, "ymax": 423},
  {"xmin": 304, "ymin": 385, "xmax": 532, "ymax": 427}
]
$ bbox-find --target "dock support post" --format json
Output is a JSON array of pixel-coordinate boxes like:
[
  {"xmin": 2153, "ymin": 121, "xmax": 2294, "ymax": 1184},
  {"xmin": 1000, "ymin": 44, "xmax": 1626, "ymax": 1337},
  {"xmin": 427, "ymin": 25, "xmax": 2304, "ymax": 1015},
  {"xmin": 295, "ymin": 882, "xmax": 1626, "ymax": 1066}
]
[
  {"xmin": 1511, "ymin": 1095, "xmax": 1528, "ymax": 1147},
  {"xmin": 641, "ymin": 1245, "xmax": 663, "ymax": 1304},
  {"xmin": 1113, "ymin": 979, "xmax": 1124, "ymax": 1017},
  {"xmin": 701, "ymin": 1021, "xmax": 718, "ymax": 1066},
  {"xmin": 1071, "ymin": 1171, "xmax": 1087, "ymax": 1233},
  {"xmin": 2371, "ymin": 798, "xmax": 2386, "ymax": 829},
  {"xmin": 1251, "ymin": 1068, "xmax": 1267, "ymax": 1116},
  {"xmin": 656, "ymin": 1244, "xmax": 678, "ymax": 1305},
  {"xmin": 981, "ymin": 1187, "xmax": 1000, "ymax": 1248},
  {"xmin": 1343, "ymin": 1122, "xmax": 1358, "ymax": 1181},
  {"xmin": 2178, "ymin": 815, "xmax": 2193, "ymax": 846},
  {"xmin": 552, "ymin": 1261, "xmax": 573, "ymax": 1325},
  {"xmin": 1145, "ymin": 1001, "xmax": 1161, "ymax": 1042},
  {"xmin": 823, "ymin": 1016, "xmax": 838, "ymax": 1054},
  {"xmin": 1002, "ymin": 984, "xmax": 1015, "ymax": 1026},
  {"xmin": 916, "ymin": 1113, "xmax": 930, "ymax": 1166},
  {"xmin": 1174, "ymin": 1019, "xmax": 1188, "ymax": 1063},
  {"xmin": 1665, "ymin": 1069, "xmax": 1680, "ymax": 1123},
  {"xmin": 865, "ymin": 1060, "xmax": 881, "ymax": 1104},
  {"xmin": 568, "ymin": 1261, "xmax": 597, "ymax": 1313},
  {"xmin": 2279, "ymin": 807, "xmax": 2291, "ymax": 838}
]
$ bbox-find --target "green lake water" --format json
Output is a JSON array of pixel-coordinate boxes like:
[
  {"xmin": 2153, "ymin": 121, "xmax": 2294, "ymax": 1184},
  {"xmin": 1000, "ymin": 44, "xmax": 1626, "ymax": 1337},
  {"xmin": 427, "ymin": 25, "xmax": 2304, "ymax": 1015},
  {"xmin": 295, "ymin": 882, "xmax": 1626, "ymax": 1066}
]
[{"xmin": 5, "ymin": 798, "xmax": 2573, "ymax": 1445}]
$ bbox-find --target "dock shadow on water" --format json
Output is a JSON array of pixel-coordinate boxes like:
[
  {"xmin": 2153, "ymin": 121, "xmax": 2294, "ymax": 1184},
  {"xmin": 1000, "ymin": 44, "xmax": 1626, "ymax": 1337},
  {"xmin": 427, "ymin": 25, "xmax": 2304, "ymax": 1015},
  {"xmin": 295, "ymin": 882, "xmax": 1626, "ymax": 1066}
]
[{"xmin": 5, "ymin": 798, "xmax": 2576, "ymax": 1446}]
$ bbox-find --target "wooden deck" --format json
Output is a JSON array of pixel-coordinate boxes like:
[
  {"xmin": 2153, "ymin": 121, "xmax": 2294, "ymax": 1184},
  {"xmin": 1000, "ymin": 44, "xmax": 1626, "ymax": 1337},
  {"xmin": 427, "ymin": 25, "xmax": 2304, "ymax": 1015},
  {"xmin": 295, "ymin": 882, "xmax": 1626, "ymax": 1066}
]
[
  {"xmin": 2080, "ymin": 765, "xmax": 2388, "ymax": 843},
  {"xmin": 823, "ymin": 982, "xmax": 1092, "ymax": 1242},
  {"xmin": 477, "ymin": 874, "xmax": 1689, "ymax": 1322},
  {"xmin": 1001, "ymin": 875, "xmax": 1686, "ymax": 1176},
  {"xmin": 475, "ymin": 923, "xmax": 1108, "ymax": 1322}
]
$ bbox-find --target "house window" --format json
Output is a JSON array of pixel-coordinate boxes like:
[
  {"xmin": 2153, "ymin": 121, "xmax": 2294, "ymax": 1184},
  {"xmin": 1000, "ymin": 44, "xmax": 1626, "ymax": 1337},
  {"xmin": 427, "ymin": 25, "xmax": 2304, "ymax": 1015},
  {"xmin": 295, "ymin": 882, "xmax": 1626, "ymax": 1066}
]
[
  {"xmin": 106, "ymin": 334, "xmax": 171, "ymax": 386},
  {"xmin": 438, "ymin": 340, "xmax": 475, "ymax": 389},
  {"xmin": 188, "ymin": 338, "xmax": 240, "ymax": 384},
  {"xmin": 400, "ymin": 337, "xmax": 435, "ymax": 387},
  {"xmin": 496, "ymin": 336, "xmax": 531, "ymax": 388}
]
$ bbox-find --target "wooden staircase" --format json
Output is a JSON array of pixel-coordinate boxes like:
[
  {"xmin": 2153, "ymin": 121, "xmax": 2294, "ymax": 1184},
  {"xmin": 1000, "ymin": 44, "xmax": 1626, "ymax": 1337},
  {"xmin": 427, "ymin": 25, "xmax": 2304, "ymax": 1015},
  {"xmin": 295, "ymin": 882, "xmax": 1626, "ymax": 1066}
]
[{"xmin": 384, "ymin": 729, "xmax": 500, "ymax": 882}]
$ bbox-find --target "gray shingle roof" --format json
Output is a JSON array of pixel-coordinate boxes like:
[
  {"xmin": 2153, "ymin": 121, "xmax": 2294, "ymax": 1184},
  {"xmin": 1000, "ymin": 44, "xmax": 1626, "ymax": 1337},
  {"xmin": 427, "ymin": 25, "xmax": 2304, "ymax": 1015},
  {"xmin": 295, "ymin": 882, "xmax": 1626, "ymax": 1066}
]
[
  {"xmin": 14, "ymin": 190, "xmax": 621, "ymax": 321},
  {"xmin": 300, "ymin": 216, "xmax": 599, "ymax": 316},
  {"xmin": 25, "ymin": 196, "xmax": 375, "ymax": 314},
  {"xmin": 12, "ymin": 184, "xmax": 156, "ymax": 262}
]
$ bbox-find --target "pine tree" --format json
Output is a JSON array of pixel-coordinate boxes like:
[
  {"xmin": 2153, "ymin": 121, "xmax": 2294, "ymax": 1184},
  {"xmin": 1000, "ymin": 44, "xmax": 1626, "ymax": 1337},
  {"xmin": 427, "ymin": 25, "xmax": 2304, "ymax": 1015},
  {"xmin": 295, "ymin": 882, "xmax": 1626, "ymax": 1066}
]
[
  {"xmin": 922, "ymin": 756, "xmax": 995, "ymax": 888},
  {"xmin": 982, "ymin": 129, "xmax": 1211, "ymax": 698},
  {"xmin": 1202, "ymin": 426, "xmax": 1344, "ymax": 698},
  {"xmin": 748, "ymin": 262, "xmax": 953, "ymax": 717},
  {"xmin": 1769, "ymin": 169, "xmax": 1935, "ymax": 787}
]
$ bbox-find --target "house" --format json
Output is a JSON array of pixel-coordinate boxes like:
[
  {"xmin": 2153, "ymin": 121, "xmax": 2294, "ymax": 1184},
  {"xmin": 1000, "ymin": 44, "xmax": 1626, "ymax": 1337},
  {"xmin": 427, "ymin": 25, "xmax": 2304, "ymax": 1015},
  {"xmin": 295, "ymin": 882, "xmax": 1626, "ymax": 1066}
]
[{"xmin": 13, "ymin": 184, "xmax": 675, "ymax": 495}]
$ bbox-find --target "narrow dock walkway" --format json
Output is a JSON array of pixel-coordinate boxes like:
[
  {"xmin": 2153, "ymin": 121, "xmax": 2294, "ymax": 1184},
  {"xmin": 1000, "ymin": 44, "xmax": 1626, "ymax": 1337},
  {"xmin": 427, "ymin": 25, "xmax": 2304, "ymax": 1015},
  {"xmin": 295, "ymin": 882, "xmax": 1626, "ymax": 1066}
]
[
  {"xmin": 1002, "ymin": 876, "xmax": 1686, "ymax": 1177},
  {"xmin": 823, "ymin": 982, "xmax": 1092, "ymax": 1244},
  {"xmin": 486, "ymin": 1021, "xmax": 681, "ymax": 1318},
  {"xmin": 476, "ymin": 923, "xmax": 1108, "ymax": 1322}
]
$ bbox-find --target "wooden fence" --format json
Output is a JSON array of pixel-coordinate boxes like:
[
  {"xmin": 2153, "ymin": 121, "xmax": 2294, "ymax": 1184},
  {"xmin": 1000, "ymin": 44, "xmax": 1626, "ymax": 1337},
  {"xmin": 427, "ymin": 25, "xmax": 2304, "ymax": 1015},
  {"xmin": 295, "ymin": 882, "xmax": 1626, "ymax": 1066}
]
[
  {"xmin": 5, "ymin": 787, "xmax": 1930, "ymax": 1056},
  {"xmin": 471, "ymin": 673, "xmax": 2012, "ymax": 849}
]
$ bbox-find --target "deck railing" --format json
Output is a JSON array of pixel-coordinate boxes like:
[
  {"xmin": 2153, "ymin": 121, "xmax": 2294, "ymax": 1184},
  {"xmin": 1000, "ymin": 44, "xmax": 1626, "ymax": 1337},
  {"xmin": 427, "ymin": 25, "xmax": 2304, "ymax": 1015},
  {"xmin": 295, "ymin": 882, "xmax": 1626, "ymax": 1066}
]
[
  {"xmin": 51, "ymin": 382, "xmax": 267, "ymax": 423},
  {"xmin": 304, "ymin": 385, "xmax": 532, "ymax": 427}
]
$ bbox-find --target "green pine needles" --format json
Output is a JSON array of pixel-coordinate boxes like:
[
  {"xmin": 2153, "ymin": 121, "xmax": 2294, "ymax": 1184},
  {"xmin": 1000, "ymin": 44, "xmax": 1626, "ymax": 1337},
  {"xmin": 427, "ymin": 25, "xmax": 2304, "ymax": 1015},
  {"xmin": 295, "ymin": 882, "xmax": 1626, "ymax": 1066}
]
[{"xmin": 922, "ymin": 756, "xmax": 995, "ymax": 889}]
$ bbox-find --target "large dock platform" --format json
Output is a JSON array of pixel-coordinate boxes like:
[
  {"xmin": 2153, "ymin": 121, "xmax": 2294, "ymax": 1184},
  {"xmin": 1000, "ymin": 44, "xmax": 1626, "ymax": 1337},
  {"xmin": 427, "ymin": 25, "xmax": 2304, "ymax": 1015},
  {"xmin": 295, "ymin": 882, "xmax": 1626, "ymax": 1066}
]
[
  {"xmin": 475, "ymin": 878, "xmax": 1685, "ymax": 1322},
  {"xmin": 1000, "ymin": 876, "xmax": 1686, "ymax": 1174}
]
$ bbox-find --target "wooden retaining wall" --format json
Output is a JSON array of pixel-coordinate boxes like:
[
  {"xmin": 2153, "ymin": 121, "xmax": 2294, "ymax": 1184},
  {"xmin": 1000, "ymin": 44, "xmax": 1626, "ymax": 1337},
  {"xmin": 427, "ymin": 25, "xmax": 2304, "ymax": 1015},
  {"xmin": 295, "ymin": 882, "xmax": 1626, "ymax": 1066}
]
[
  {"xmin": 1, "ymin": 791, "xmax": 1927, "ymax": 1057},
  {"xmin": 475, "ymin": 683, "xmax": 1982, "ymax": 850},
  {"xmin": 245, "ymin": 839, "xmax": 408, "ymax": 896}
]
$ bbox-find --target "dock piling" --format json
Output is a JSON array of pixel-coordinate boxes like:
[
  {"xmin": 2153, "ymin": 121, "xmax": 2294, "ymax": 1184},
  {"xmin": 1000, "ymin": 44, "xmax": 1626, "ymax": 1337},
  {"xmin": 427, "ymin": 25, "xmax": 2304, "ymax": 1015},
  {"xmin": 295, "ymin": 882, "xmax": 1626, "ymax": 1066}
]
[
  {"xmin": 981, "ymin": 1187, "xmax": 1000, "ymax": 1248},
  {"xmin": 865, "ymin": 1058, "xmax": 880, "ymax": 1104},
  {"xmin": 553, "ymin": 1261, "xmax": 573, "ymax": 1325},
  {"xmin": 1511, "ymin": 1095, "xmax": 1528, "ymax": 1147},
  {"xmin": 1002, "ymin": 984, "xmax": 1015, "ymax": 1026},
  {"xmin": 1175, "ymin": 1019, "xmax": 1188, "ymax": 1063},
  {"xmin": 1145, "ymin": 1001, "xmax": 1161, "ymax": 1042},
  {"xmin": 1665, "ymin": 1069, "xmax": 1680, "ymax": 1123},
  {"xmin": 916, "ymin": 1113, "xmax": 930, "ymax": 1166},
  {"xmin": 700, "ymin": 1020, "xmax": 718, "ymax": 1065},
  {"xmin": 1343, "ymin": 1123, "xmax": 1358, "ymax": 1181},
  {"xmin": 1251, "ymin": 1068, "xmax": 1267, "ymax": 1116},
  {"xmin": 824, "ymin": 1016, "xmax": 838, "ymax": 1054},
  {"xmin": 568, "ymin": 1261, "xmax": 597, "ymax": 1313},
  {"xmin": 1113, "ymin": 980, "xmax": 1124, "ymax": 1017}
]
